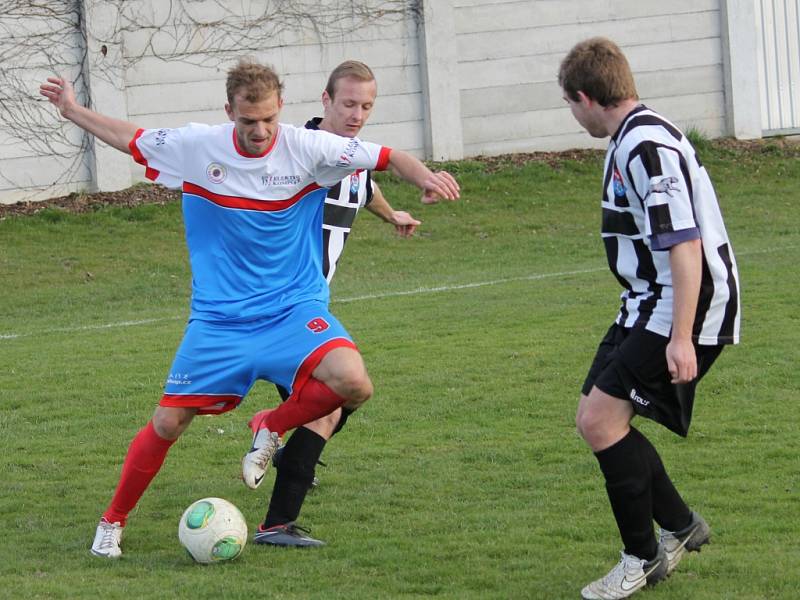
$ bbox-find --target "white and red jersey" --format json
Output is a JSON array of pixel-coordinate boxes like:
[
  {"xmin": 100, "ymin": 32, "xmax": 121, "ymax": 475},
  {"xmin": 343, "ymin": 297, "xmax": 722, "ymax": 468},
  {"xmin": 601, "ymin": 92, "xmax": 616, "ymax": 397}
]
[{"xmin": 129, "ymin": 122, "xmax": 390, "ymax": 322}]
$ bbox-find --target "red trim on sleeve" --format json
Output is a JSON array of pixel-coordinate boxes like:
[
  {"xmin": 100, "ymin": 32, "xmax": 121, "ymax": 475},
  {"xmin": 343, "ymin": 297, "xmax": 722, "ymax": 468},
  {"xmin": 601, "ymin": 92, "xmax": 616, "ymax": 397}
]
[
  {"xmin": 159, "ymin": 393, "xmax": 242, "ymax": 415},
  {"xmin": 375, "ymin": 146, "xmax": 392, "ymax": 171},
  {"xmin": 128, "ymin": 128, "xmax": 161, "ymax": 181},
  {"xmin": 182, "ymin": 181, "xmax": 322, "ymax": 212},
  {"xmin": 232, "ymin": 125, "xmax": 280, "ymax": 158},
  {"xmin": 287, "ymin": 338, "xmax": 358, "ymax": 402}
]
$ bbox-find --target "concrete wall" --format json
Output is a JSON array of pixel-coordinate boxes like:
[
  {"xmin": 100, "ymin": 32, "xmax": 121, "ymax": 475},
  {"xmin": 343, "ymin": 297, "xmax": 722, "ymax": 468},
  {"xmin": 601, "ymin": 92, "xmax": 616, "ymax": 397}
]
[
  {"xmin": 0, "ymin": 6, "xmax": 91, "ymax": 204},
  {"xmin": 0, "ymin": 0, "xmax": 758, "ymax": 204},
  {"xmin": 456, "ymin": 0, "xmax": 727, "ymax": 155}
]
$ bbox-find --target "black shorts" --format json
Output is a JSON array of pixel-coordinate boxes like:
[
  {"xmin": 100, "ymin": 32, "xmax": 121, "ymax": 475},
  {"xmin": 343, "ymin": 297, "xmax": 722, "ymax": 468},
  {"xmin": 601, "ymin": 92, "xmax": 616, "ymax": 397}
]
[{"xmin": 582, "ymin": 324, "xmax": 723, "ymax": 437}]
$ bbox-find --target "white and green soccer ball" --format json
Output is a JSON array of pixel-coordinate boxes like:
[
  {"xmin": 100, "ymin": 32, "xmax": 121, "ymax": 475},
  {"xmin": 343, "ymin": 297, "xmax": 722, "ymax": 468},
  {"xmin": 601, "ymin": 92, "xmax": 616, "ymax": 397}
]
[{"xmin": 178, "ymin": 497, "xmax": 247, "ymax": 564}]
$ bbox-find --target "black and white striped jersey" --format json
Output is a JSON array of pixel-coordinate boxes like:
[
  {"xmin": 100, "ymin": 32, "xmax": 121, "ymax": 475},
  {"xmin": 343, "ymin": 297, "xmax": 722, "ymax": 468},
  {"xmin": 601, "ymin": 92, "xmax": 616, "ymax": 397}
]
[
  {"xmin": 600, "ymin": 105, "xmax": 740, "ymax": 345},
  {"xmin": 305, "ymin": 118, "xmax": 374, "ymax": 283}
]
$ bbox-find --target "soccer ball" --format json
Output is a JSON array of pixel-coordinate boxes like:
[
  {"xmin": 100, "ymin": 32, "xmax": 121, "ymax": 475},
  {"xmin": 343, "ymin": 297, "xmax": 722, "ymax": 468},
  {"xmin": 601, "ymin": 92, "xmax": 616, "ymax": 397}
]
[{"xmin": 178, "ymin": 497, "xmax": 248, "ymax": 564}]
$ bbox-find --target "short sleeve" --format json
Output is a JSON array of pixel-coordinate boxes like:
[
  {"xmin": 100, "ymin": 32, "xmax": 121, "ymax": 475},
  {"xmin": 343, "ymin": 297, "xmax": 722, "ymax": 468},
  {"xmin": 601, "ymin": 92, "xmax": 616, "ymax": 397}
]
[
  {"xmin": 128, "ymin": 127, "xmax": 185, "ymax": 189},
  {"xmin": 302, "ymin": 129, "xmax": 391, "ymax": 188},
  {"xmin": 627, "ymin": 141, "xmax": 698, "ymax": 242}
]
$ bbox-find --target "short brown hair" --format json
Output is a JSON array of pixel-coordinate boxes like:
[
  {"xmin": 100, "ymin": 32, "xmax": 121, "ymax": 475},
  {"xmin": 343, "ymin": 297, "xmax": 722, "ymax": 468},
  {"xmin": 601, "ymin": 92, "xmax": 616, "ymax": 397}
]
[
  {"xmin": 558, "ymin": 37, "xmax": 637, "ymax": 107},
  {"xmin": 226, "ymin": 60, "xmax": 284, "ymax": 105},
  {"xmin": 324, "ymin": 60, "xmax": 375, "ymax": 99}
]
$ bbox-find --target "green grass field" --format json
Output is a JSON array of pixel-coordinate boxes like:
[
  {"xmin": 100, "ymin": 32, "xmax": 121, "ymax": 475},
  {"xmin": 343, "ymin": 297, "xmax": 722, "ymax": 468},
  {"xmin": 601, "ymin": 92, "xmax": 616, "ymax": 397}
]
[{"xmin": 1, "ymin": 141, "xmax": 798, "ymax": 599}]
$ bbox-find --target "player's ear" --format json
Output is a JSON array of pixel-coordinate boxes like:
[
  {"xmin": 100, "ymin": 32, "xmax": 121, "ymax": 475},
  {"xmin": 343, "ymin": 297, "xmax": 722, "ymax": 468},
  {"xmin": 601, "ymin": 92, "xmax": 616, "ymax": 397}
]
[
  {"xmin": 224, "ymin": 102, "xmax": 234, "ymax": 121},
  {"xmin": 321, "ymin": 90, "xmax": 331, "ymax": 110},
  {"xmin": 576, "ymin": 90, "xmax": 593, "ymax": 105}
]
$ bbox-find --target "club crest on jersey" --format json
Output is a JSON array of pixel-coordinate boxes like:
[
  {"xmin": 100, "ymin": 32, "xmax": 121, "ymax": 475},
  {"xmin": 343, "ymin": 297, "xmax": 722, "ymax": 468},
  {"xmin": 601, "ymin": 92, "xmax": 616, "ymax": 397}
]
[
  {"xmin": 206, "ymin": 163, "xmax": 227, "ymax": 184},
  {"xmin": 349, "ymin": 172, "xmax": 359, "ymax": 194},
  {"xmin": 612, "ymin": 167, "xmax": 627, "ymax": 197}
]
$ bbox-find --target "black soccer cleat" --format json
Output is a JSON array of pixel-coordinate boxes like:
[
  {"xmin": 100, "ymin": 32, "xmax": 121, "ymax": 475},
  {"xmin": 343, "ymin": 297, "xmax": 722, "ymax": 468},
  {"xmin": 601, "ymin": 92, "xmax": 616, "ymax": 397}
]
[{"xmin": 253, "ymin": 522, "xmax": 325, "ymax": 547}]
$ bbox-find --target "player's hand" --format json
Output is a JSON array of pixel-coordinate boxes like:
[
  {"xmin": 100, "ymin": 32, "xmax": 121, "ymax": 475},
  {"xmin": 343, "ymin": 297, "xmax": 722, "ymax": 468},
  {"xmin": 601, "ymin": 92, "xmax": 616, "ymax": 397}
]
[
  {"xmin": 389, "ymin": 211, "xmax": 421, "ymax": 237},
  {"xmin": 39, "ymin": 76, "xmax": 78, "ymax": 118},
  {"xmin": 666, "ymin": 337, "xmax": 697, "ymax": 384},
  {"xmin": 421, "ymin": 170, "xmax": 459, "ymax": 203}
]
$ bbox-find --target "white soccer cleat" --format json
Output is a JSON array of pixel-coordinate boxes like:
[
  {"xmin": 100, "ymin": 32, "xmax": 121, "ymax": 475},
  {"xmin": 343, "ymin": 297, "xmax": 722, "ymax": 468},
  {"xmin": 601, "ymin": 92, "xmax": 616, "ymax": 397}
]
[
  {"xmin": 91, "ymin": 518, "xmax": 123, "ymax": 558},
  {"xmin": 581, "ymin": 545, "xmax": 667, "ymax": 599},
  {"xmin": 242, "ymin": 427, "xmax": 280, "ymax": 489},
  {"xmin": 659, "ymin": 511, "xmax": 710, "ymax": 575}
]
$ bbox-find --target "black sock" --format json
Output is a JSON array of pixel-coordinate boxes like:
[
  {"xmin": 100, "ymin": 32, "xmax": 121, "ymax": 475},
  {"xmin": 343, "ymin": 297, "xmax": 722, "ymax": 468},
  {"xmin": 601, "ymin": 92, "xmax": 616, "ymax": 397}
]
[
  {"xmin": 594, "ymin": 428, "xmax": 658, "ymax": 560},
  {"xmin": 263, "ymin": 427, "xmax": 326, "ymax": 528},
  {"xmin": 630, "ymin": 428, "xmax": 692, "ymax": 532},
  {"xmin": 332, "ymin": 407, "xmax": 354, "ymax": 436}
]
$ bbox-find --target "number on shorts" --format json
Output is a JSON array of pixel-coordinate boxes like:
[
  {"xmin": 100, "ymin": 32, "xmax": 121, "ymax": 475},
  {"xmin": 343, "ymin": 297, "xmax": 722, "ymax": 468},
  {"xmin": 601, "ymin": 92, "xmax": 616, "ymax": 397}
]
[{"xmin": 306, "ymin": 317, "xmax": 330, "ymax": 333}]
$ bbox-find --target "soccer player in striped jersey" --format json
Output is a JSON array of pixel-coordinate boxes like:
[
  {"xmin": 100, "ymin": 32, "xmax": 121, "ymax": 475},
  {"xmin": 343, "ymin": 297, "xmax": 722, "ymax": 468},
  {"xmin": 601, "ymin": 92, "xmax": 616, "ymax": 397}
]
[
  {"xmin": 558, "ymin": 38, "xmax": 740, "ymax": 599},
  {"xmin": 247, "ymin": 61, "xmax": 424, "ymax": 547},
  {"xmin": 40, "ymin": 61, "xmax": 459, "ymax": 559}
]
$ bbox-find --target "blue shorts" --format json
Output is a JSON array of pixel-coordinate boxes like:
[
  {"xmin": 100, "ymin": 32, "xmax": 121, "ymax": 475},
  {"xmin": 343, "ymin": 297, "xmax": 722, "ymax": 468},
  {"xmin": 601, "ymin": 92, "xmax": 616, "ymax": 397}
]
[{"xmin": 160, "ymin": 301, "xmax": 355, "ymax": 415}]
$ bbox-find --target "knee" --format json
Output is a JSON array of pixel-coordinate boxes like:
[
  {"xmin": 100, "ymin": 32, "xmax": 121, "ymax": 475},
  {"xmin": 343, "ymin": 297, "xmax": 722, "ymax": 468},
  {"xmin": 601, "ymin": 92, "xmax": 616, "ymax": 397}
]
[
  {"xmin": 339, "ymin": 370, "xmax": 372, "ymax": 409},
  {"xmin": 152, "ymin": 407, "xmax": 194, "ymax": 440},
  {"xmin": 575, "ymin": 408, "xmax": 604, "ymax": 447}
]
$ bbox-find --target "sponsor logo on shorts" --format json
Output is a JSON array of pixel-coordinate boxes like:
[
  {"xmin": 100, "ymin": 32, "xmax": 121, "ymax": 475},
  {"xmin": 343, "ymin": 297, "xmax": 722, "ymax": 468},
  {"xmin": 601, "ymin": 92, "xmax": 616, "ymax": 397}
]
[
  {"xmin": 630, "ymin": 388, "xmax": 650, "ymax": 407},
  {"xmin": 206, "ymin": 162, "xmax": 227, "ymax": 184},
  {"xmin": 306, "ymin": 317, "xmax": 330, "ymax": 333},
  {"xmin": 167, "ymin": 372, "xmax": 192, "ymax": 385},
  {"xmin": 349, "ymin": 172, "xmax": 359, "ymax": 195}
]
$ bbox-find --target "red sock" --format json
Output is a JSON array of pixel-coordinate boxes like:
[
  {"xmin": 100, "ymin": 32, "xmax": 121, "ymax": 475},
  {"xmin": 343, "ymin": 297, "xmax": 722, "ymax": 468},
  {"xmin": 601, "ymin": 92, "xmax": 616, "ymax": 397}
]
[
  {"xmin": 263, "ymin": 378, "xmax": 346, "ymax": 436},
  {"xmin": 249, "ymin": 408, "xmax": 273, "ymax": 433},
  {"xmin": 103, "ymin": 421, "xmax": 176, "ymax": 526}
]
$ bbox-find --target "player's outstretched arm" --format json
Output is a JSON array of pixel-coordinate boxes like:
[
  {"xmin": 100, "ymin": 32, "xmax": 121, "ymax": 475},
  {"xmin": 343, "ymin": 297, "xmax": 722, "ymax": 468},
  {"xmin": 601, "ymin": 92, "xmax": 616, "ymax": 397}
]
[
  {"xmin": 366, "ymin": 182, "xmax": 421, "ymax": 237},
  {"xmin": 386, "ymin": 149, "xmax": 459, "ymax": 203},
  {"xmin": 39, "ymin": 76, "xmax": 139, "ymax": 155}
]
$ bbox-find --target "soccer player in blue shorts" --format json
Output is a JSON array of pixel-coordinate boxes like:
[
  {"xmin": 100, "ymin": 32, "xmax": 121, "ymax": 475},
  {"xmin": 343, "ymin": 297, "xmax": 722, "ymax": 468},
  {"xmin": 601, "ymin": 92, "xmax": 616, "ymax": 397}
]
[
  {"xmin": 246, "ymin": 61, "xmax": 424, "ymax": 547},
  {"xmin": 40, "ymin": 60, "xmax": 459, "ymax": 559},
  {"xmin": 558, "ymin": 38, "xmax": 740, "ymax": 599}
]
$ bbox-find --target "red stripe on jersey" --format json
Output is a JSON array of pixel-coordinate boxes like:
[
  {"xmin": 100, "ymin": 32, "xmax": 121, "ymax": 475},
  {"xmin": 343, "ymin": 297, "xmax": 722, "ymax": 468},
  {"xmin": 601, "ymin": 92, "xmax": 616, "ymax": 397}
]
[
  {"xmin": 376, "ymin": 146, "xmax": 392, "ymax": 171},
  {"xmin": 160, "ymin": 393, "xmax": 242, "ymax": 415},
  {"xmin": 232, "ymin": 125, "xmax": 280, "ymax": 158},
  {"xmin": 183, "ymin": 181, "xmax": 322, "ymax": 211},
  {"xmin": 129, "ymin": 128, "xmax": 161, "ymax": 181}
]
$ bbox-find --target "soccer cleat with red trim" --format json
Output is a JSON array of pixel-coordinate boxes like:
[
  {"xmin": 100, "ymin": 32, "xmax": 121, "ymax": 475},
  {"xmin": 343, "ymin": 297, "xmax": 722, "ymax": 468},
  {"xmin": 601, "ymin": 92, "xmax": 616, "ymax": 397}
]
[
  {"xmin": 242, "ymin": 416, "xmax": 280, "ymax": 489},
  {"xmin": 91, "ymin": 518, "xmax": 123, "ymax": 558}
]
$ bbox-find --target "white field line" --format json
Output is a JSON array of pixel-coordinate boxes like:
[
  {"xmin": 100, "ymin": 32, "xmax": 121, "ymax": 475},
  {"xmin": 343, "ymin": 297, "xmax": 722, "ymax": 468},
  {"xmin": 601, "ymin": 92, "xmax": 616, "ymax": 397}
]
[{"xmin": 0, "ymin": 245, "xmax": 795, "ymax": 341}]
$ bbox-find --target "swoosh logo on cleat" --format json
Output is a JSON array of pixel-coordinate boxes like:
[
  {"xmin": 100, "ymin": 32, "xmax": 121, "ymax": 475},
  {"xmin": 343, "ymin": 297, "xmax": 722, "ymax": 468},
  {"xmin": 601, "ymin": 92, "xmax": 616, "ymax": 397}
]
[
  {"xmin": 620, "ymin": 575, "xmax": 645, "ymax": 592},
  {"xmin": 254, "ymin": 473, "xmax": 264, "ymax": 485}
]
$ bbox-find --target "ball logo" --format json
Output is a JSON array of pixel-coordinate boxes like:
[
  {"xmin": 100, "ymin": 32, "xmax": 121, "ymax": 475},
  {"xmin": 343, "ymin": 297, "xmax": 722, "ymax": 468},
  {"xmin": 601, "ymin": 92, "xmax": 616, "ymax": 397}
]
[
  {"xmin": 206, "ymin": 163, "xmax": 227, "ymax": 184},
  {"xmin": 306, "ymin": 317, "xmax": 330, "ymax": 333}
]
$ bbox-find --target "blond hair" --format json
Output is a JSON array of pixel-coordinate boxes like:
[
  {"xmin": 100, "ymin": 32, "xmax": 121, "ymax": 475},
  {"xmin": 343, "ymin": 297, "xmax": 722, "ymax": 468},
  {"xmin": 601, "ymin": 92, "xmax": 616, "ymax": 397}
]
[
  {"xmin": 558, "ymin": 37, "xmax": 638, "ymax": 107},
  {"xmin": 226, "ymin": 60, "xmax": 284, "ymax": 105},
  {"xmin": 324, "ymin": 60, "xmax": 375, "ymax": 99}
]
